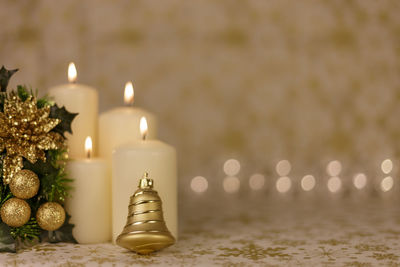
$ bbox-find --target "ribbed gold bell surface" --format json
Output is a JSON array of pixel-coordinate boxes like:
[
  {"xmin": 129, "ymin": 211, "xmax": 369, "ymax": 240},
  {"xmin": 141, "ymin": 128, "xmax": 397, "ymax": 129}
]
[{"xmin": 116, "ymin": 173, "xmax": 175, "ymax": 254}]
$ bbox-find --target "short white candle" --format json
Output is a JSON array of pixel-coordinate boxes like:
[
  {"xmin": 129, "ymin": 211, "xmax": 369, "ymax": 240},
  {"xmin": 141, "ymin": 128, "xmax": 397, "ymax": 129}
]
[
  {"xmin": 98, "ymin": 82, "xmax": 157, "ymax": 164},
  {"xmin": 66, "ymin": 136, "xmax": 111, "ymax": 243},
  {"xmin": 112, "ymin": 117, "xmax": 177, "ymax": 242},
  {"xmin": 48, "ymin": 63, "xmax": 99, "ymax": 158}
]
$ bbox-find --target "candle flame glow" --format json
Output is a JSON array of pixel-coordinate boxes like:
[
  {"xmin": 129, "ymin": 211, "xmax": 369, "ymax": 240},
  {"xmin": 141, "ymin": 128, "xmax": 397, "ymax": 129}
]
[
  {"xmin": 223, "ymin": 159, "xmax": 241, "ymax": 176},
  {"xmin": 327, "ymin": 176, "xmax": 341, "ymax": 193},
  {"xmin": 301, "ymin": 175, "xmax": 316, "ymax": 191},
  {"xmin": 381, "ymin": 159, "xmax": 393, "ymax": 174},
  {"xmin": 191, "ymin": 176, "xmax": 208, "ymax": 193},
  {"xmin": 249, "ymin": 174, "xmax": 265, "ymax": 191},
  {"xmin": 381, "ymin": 176, "xmax": 394, "ymax": 192},
  {"xmin": 68, "ymin": 62, "xmax": 77, "ymax": 83},
  {"xmin": 276, "ymin": 176, "xmax": 292, "ymax": 193},
  {"xmin": 353, "ymin": 173, "xmax": 367, "ymax": 190},
  {"xmin": 276, "ymin": 160, "xmax": 291, "ymax": 176},
  {"xmin": 223, "ymin": 176, "xmax": 240, "ymax": 193},
  {"xmin": 140, "ymin": 117, "xmax": 148, "ymax": 140},
  {"xmin": 124, "ymin": 81, "xmax": 134, "ymax": 105},
  {"xmin": 85, "ymin": 136, "xmax": 92, "ymax": 159}
]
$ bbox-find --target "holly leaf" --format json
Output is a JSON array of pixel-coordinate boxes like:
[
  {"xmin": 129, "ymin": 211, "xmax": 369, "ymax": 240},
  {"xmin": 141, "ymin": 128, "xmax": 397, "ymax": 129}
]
[
  {"xmin": 0, "ymin": 66, "xmax": 18, "ymax": 92},
  {"xmin": 40, "ymin": 213, "xmax": 77, "ymax": 244},
  {"xmin": 0, "ymin": 92, "xmax": 5, "ymax": 112},
  {"xmin": 0, "ymin": 223, "xmax": 15, "ymax": 252},
  {"xmin": 49, "ymin": 105, "xmax": 78, "ymax": 137},
  {"xmin": 14, "ymin": 237, "xmax": 39, "ymax": 252},
  {"xmin": 23, "ymin": 158, "xmax": 58, "ymax": 178}
]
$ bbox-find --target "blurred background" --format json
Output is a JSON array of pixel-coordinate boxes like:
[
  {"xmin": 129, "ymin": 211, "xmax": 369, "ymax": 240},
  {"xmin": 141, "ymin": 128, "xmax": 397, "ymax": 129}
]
[{"xmin": 1, "ymin": 0, "xmax": 400, "ymax": 199}]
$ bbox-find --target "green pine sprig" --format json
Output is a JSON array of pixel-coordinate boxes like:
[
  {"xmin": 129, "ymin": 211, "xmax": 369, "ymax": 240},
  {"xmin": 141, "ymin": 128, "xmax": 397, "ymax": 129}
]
[
  {"xmin": 10, "ymin": 218, "xmax": 41, "ymax": 241},
  {"xmin": 23, "ymin": 150, "xmax": 72, "ymax": 204}
]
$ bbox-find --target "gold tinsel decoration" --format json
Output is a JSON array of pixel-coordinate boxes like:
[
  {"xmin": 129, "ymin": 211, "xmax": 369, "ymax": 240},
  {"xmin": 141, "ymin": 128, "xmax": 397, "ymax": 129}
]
[
  {"xmin": 0, "ymin": 93, "xmax": 64, "ymax": 184},
  {"xmin": 9, "ymin": 169, "xmax": 40, "ymax": 199},
  {"xmin": 36, "ymin": 202, "xmax": 65, "ymax": 231},
  {"xmin": 117, "ymin": 173, "xmax": 175, "ymax": 254},
  {"xmin": 0, "ymin": 198, "xmax": 31, "ymax": 227}
]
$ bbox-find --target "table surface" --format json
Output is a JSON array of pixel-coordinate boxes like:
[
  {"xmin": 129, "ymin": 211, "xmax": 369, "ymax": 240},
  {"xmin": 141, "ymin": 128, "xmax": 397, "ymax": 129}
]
[{"xmin": 1, "ymin": 196, "xmax": 400, "ymax": 266}]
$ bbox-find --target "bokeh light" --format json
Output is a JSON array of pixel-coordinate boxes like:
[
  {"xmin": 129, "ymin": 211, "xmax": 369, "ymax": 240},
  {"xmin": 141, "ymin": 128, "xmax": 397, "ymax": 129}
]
[
  {"xmin": 301, "ymin": 175, "xmax": 316, "ymax": 191},
  {"xmin": 276, "ymin": 176, "xmax": 292, "ymax": 193},
  {"xmin": 327, "ymin": 176, "xmax": 342, "ymax": 193},
  {"xmin": 223, "ymin": 159, "xmax": 241, "ymax": 176},
  {"xmin": 380, "ymin": 176, "xmax": 394, "ymax": 192},
  {"xmin": 326, "ymin": 160, "xmax": 342, "ymax": 176},
  {"xmin": 353, "ymin": 173, "xmax": 367, "ymax": 190},
  {"xmin": 223, "ymin": 176, "xmax": 240, "ymax": 193},
  {"xmin": 249, "ymin": 173, "xmax": 265, "ymax": 191},
  {"xmin": 276, "ymin": 160, "xmax": 291, "ymax": 176},
  {"xmin": 190, "ymin": 176, "xmax": 208, "ymax": 193},
  {"xmin": 381, "ymin": 159, "xmax": 393, "ymax": 174}
]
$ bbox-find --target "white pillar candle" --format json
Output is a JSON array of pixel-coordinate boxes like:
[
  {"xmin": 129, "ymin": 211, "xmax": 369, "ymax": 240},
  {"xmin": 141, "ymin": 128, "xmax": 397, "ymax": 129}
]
[
  {"xmin": 48, "ymin": 63, "xmax": 98, "ymax": 158},
  {"xmin": 112, "ymin": 117, "xmax": 177, "ymax": 242},
  {"xmin": 66, "ymin": 137, "xmax": 111, "ymax": 243},
  {"xmin": 98, "ymin": 82, "xmax": 157, "ymax": 164}
]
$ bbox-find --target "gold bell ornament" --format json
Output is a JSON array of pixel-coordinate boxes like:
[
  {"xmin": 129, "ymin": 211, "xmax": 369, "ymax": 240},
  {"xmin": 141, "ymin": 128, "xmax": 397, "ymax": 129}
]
[{"xmin": 117, "ymin": 172, "xmax": 175, "ymax": 254}]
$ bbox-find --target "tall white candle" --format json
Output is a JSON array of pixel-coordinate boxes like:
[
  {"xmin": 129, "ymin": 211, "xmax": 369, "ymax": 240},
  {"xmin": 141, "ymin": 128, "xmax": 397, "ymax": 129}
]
[
  {"xmin": 66, "ymin": 137, "xmax": 111, "ymax": 243},
  {"xmin": 99, "ymin": 82, "xmax": 157, "ymax": 164},
  {"xmin": 48, "ymin": 63, "xmax": 98, "ymax": 158},
  {"xmin": 112, "ymin": 117, "xmax": 177, "ymax": 242}
]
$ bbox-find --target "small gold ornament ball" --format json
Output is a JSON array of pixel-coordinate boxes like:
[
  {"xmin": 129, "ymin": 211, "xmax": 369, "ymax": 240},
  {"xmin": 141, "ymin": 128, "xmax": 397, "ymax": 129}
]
[
  {"xmin": 36, "ymin": 202, "xmax": 65, "ymax": 231},
  {"xmin": 0, "ymin": 198, "xmax": 31, "ymax": 227},
  {"xmin": 10, "ymin": 169, "xmax": 40, "ymax": 199}
]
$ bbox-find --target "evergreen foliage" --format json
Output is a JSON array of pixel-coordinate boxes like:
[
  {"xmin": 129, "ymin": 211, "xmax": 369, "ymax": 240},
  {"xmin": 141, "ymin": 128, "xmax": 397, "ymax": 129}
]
[{"xmin": 0, "ymin": 66, "xmax": 77, "ymax": 252}]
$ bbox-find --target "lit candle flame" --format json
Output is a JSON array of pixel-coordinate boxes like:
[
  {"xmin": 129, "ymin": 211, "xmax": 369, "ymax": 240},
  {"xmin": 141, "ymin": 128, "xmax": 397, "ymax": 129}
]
[
  {"xmin": 124, "ymin": 81, "xmax": 134, "ymax": 105},
  {"xmin": 140, "ymin": 117, "xmax": 148, "ymax": 140},
  {"xmin": 68, "ymin": 62, "xmax": 77, "ymax": 83},
  {"xmin": 85, "ymin": 136, "xmax": 92, "ymax": 159}
]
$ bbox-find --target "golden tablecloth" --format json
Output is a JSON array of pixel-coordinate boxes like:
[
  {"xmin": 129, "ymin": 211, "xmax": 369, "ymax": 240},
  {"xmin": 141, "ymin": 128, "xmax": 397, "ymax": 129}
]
[{"xmin": 0, "ymin": 197, "xmax": 399, "ymax": 266}]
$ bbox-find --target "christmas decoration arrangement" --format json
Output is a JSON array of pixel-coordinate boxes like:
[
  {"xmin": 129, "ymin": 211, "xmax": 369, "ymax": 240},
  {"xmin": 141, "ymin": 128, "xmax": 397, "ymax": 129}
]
[
  {"xmin": 0, "ymin": 66, "xmax": 77, "ymax": 252},
  {"xmin": 117, "ymin": 172, "xmax": 175, "ymax": 254}
]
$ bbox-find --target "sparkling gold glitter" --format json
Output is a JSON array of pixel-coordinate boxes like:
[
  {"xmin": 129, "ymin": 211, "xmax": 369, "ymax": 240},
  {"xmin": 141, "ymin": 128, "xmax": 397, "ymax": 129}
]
[
  {"xmin": 9, "ymin": 169, "xmax": 40, "ymax": 199},
  {"xmin": 0, "ymin": 93, "xmax": 64, "ymax": 184},
  {"xmin": 0, "ymin": 198, "xmax": 31, "ymax": 227},
  {"xmin": 36, "ymin": 202, "xmax": 65, "ymax": 231}
]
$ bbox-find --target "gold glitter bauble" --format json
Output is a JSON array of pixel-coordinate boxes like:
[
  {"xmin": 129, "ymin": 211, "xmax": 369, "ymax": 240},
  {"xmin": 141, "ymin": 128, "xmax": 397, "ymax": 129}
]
[
  {"xmin": 36, "ymin": 202, "xmax": 65, "ymax": 231},
  {"xmin": 0, "ymin": 198, "xmax": 31, "ymax": 227},
  {"xmin": 9, "ymin": 169, "xmax": 40, "ymax": 199}
]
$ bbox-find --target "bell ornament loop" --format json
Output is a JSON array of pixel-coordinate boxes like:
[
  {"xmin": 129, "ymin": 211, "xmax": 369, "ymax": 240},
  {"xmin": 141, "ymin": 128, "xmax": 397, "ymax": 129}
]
[{"xmin": 138, "ymin": 172, "xmax": 153, "ymax": 189}]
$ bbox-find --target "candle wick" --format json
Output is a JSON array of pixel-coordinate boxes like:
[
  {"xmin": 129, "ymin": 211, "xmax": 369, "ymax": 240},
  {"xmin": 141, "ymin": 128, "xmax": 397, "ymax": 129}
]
[
  {"xmin": 124, "ymin": 101, "xmax": 134, "ymax": 107},
  {"xmin": 142, "ymin": 133, "xmax": 147, "ymax": 141},
  {"xmin": 87, "ymin": 150, "xmax": 91, "ymax": 159}
]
